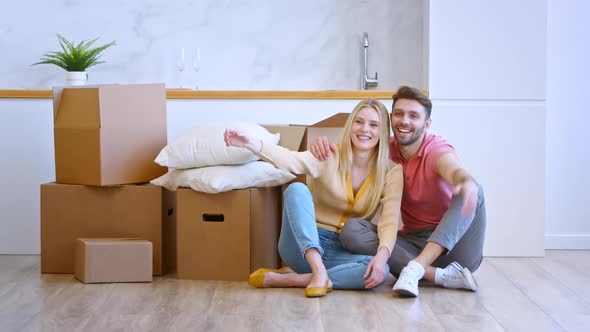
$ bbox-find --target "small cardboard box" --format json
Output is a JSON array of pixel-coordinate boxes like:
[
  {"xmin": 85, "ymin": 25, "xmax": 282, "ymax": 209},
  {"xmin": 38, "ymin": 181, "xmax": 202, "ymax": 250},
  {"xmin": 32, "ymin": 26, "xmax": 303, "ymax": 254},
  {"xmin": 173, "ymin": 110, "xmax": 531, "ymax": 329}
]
[
  {"xmin": 52, "ymin": 83, "xmax": 167, "ymax": 186},
  {"xmin": 175, "ymin": 186, "xmax": 282, "ymax": 281},
  {"xmin": 40, "ymin": 183, "xmax": 176, "ymax": 275},
  {"xmin": 75, "ymin": 238, "xmax": 153, "ymax": 283}
]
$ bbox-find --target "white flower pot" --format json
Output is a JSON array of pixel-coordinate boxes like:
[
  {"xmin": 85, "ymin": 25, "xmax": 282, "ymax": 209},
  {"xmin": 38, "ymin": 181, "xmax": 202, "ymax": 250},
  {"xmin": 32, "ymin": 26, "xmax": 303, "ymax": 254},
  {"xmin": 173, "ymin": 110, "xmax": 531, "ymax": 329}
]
[{"xmin": 66, "ymin": 71, "xmax": 88, "ymax": 86}]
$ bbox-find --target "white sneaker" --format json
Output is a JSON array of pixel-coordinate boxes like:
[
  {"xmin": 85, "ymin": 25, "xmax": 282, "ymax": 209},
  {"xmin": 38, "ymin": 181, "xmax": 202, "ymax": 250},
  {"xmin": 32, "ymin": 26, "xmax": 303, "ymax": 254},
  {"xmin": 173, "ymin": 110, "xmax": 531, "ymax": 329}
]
[
  {"xmin": 440, "ymin": 262, "xmax": 479, "ymax": 292},
  {"xmin": 392, "ymin": 262, "xmax": 424, "ymax": 297}
]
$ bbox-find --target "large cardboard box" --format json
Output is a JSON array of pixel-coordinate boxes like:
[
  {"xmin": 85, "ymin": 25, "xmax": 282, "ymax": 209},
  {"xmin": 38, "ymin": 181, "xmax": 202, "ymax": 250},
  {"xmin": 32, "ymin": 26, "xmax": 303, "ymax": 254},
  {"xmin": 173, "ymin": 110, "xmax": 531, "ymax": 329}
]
[
  {"xmin": 52, "ymin": 83, "xmax": 167, "ymax": 186},
  {"xmin": 40, "ymin": 183, "xmax": 176, "ymax": 275},
  {"xmin": 74, "ymin": 238, "xmax": 153, "ymax": 283},
  {"xmin": 175, "ymin": 187, "xmax": 282, "ymax": 281}
]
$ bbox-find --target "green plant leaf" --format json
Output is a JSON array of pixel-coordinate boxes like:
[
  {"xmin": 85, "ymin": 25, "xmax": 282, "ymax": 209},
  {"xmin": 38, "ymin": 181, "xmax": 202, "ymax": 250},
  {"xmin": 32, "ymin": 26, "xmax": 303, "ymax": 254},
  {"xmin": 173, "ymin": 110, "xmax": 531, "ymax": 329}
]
[{"xmin": 32, "ymin": 34, "xmax": 116, "ymax": 71}]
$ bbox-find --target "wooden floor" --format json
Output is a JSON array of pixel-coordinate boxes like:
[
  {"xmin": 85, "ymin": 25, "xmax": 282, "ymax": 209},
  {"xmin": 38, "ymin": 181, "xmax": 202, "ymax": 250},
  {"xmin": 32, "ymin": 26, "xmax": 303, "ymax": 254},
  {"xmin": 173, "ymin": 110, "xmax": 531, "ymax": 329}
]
[{"xmin": 1, "ymin": 251, "xmax": 589, "ymax": 331}]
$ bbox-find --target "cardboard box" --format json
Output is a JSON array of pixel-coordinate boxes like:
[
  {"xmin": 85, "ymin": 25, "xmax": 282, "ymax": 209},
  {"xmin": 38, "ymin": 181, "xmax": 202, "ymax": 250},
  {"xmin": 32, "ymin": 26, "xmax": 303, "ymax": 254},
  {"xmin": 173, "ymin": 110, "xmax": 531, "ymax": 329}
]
[
  {"xmin": 264, "ymin": 116, "xmax": 347, "ymax": 185},
  {"xmin": 75, "ymin": 238, "xmax": 152, "ymax": 283},
  {"xmin": 40, "ymin": 183, "xmax": 175, "ymax": 275},
  {"xmin": 52, "ymin": 83, "xmax": 167, "ymax": 186},
  {"xmin": 175, "ymin": 186, "xmax": 281, "ymax": 281},
  {"xmin": 303, "ymin": 113, "xmax": 349, "ymax": 150},
  {"xmin": 263, "ymin": 125, "xmax": 307, "ymax": 184},
  {"xmin": 262, "ymin": 125, "xmax": 307, "ymax": 151}
]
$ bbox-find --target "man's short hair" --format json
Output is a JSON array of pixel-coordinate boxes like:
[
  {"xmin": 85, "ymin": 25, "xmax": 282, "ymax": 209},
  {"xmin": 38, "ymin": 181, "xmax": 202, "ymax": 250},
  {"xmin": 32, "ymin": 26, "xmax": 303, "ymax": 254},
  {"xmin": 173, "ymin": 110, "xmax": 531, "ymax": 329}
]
[{"xmin": 392, "ymin": 86, "xmax": 432, "ymax": 119}]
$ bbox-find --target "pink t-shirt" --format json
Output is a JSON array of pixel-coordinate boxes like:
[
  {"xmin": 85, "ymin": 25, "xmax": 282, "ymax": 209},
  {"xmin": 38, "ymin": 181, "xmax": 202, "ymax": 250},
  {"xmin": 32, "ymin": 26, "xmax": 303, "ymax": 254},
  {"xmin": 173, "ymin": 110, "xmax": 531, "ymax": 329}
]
[{"xmin": 390, "ymin": 133, "xmax": 455, "ymax": 233}]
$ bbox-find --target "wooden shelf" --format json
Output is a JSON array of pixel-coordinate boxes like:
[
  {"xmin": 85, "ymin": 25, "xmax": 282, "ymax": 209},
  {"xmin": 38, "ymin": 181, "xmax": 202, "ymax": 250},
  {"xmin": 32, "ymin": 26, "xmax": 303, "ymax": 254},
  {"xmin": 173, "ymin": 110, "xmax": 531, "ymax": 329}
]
[
  {"xmin": 0, "ymin": 89, "xmax": 396, "ymax": 100},
  {"xmin": 0, "ymin": 90, "xmax": 52, "ymax": 99}
]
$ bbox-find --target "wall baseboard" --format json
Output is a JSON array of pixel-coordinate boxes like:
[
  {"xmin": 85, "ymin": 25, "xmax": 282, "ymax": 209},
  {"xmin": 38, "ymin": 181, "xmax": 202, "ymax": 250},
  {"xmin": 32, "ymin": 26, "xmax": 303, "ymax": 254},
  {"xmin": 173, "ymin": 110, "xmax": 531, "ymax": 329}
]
[{"xmin": 545, "ymin": 234, "xmax": 590, "ymax": 249}]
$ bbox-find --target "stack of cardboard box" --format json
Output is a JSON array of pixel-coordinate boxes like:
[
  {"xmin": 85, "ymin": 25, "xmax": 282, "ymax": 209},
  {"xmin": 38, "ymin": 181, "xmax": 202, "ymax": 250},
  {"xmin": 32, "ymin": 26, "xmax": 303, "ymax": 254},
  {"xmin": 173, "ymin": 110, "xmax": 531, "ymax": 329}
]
[
  {"xmin": 41, "ymin": 84, "xmax": 172, "ymax": 282},
  {"xmin": 41, "ymin": 84, "xmax": 348, "ymax": 282}
]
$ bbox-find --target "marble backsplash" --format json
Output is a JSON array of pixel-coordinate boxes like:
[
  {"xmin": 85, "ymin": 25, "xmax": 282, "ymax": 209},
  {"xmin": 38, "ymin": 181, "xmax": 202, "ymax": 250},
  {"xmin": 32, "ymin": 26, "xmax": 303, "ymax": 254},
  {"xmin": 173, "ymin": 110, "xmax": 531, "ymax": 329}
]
[{"xmin": 1, "ymin": 0, "xmax": 424, "ymax": 90}]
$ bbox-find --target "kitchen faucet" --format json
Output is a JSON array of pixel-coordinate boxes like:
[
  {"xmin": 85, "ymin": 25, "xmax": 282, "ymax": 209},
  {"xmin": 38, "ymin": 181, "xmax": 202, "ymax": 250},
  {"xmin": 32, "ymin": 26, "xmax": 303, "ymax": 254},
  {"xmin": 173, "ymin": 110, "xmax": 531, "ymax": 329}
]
[{"xmin": 362, "ymin": 32, "xmax": 378, "ymax": 90}]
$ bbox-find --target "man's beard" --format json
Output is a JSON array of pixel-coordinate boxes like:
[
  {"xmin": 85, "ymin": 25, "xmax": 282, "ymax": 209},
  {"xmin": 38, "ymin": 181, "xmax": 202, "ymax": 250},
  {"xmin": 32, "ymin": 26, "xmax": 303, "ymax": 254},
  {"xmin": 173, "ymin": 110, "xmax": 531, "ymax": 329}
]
[{"xmin": 394, "ymin": 125, "xmax": 425, "ymax": 146}]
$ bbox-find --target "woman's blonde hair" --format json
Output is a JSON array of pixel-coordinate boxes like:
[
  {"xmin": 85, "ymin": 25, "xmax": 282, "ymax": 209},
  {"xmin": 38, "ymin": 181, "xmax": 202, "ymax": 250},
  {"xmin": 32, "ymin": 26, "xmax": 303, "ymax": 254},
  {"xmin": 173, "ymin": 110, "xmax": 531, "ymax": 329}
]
[{"xmin": 338, "ymin": 98, "xmax": 391, "ymax": 218}]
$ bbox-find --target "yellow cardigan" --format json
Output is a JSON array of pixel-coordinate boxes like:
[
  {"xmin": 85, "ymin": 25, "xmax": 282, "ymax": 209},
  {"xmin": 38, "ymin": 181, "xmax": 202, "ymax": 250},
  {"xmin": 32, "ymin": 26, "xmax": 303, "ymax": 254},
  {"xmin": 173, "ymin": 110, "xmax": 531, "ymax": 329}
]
[{"xmin": 257, "ymin": 143, "xmax": 403, "ymax": 254}]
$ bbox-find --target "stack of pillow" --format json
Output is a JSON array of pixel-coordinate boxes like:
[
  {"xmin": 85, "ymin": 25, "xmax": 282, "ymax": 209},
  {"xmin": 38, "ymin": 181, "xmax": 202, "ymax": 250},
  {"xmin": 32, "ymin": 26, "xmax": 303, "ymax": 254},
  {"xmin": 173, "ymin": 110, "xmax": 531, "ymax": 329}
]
[{"xmin": 150, "ymin": 122, "xmax": 296, "ymax": 193}]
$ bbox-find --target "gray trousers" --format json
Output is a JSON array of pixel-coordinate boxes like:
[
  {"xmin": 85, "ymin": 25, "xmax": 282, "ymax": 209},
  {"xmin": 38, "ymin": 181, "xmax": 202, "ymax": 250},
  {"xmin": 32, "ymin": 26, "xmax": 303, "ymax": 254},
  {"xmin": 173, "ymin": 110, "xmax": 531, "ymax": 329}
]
[{"xmin": 340, "ymin": 184, "xmax": 486, "ymax": 277}]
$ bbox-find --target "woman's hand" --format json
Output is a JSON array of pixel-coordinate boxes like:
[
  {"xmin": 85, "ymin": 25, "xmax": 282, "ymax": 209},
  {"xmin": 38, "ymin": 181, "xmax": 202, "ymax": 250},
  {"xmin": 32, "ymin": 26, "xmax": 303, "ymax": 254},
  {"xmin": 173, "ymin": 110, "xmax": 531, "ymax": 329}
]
[
  {"xmin": 224, "ymin": 128, "xmax": 262, "ymax": 153},
  {"xmin": 364, "ymin": 247, "xmax": 390, "ymax": 289}
]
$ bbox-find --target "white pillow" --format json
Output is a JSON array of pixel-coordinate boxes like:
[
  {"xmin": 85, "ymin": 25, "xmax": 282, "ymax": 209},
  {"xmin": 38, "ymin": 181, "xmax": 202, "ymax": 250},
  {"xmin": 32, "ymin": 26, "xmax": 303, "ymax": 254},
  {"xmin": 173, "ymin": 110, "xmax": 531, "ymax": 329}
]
[
  {"xmin": 155, "ymin": 122, "xmax": 280, "ymax": 169},
  {"xmin": 150, "ymin": 161, "xmax": 296, "ymax": 193}
]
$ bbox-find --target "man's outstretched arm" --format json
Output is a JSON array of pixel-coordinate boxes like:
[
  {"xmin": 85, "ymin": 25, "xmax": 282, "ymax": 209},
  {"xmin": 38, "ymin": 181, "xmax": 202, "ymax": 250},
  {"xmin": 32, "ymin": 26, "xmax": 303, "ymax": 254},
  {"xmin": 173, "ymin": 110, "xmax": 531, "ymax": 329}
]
[{"xmin": 437, "ymin": 153, "xmax": 479, "ymax": 216}]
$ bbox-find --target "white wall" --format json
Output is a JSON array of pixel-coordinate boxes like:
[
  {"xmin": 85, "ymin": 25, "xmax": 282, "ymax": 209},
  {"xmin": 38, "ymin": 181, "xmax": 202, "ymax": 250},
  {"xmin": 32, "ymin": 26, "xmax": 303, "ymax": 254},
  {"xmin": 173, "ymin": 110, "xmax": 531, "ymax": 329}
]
[
  {"xmin": 545, "ymin": 0, "xmax": 590, "ymax": 249},
  {"xmin": 428, "ymin": 0, "xmax": 546, "ymax": 256},
  {"xmin": 429, "ymin": 0, "xmax": 545, "ymax": 100},
  {"xmin": 0, "ymin": 0, "xmax": 425, "ymax": 90},
  {"xmin": 0, "ymin": 100, "xmax": 55, "ymax": 254}
]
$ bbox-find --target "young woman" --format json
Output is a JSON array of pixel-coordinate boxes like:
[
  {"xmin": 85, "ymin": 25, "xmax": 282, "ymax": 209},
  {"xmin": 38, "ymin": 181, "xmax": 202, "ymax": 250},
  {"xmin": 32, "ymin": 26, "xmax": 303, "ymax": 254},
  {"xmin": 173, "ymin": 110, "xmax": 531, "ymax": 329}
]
[{"xmin": 224, "ymin": 99, "xmax": 403, "ymax": 297}]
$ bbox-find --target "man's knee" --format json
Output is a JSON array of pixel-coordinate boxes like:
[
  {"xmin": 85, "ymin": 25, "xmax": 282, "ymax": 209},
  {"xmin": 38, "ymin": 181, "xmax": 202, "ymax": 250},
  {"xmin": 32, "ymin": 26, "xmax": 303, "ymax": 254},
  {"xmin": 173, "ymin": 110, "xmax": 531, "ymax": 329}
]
[
  {"xmin": 466, "ymin": 256, "xmax": 483, "ymax": 272},
  {"xmin": 477, "ymin": 183, "xmax": 485, "ymax": 203},
  {"xmin": 340, "ymin": 219, "xmax": 377, "ymax": 255}
]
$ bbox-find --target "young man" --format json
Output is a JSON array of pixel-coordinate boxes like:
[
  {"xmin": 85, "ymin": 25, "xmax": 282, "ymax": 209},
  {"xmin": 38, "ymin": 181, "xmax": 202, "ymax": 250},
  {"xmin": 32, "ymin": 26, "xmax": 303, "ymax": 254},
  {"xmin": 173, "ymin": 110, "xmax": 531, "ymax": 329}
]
[{"xmin": 310, "ymin": 86, "xmax": 486, "ymax": 297}]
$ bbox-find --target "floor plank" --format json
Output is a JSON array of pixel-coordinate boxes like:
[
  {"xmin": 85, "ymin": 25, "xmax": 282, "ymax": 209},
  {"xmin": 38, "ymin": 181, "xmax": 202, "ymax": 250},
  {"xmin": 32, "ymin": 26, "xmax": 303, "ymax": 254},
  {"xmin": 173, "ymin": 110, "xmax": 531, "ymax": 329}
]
[
  {"xmin": 470, "ymin": 260, "xmax": 563, "ymax": 331},
  {"xmin": 489, "ymin": 256, "xmax": 590, "ymax": 332},
  {"xmin": 420, "ymin": 283, "xmax": 505, "ymax": 331},
  {"xmin": 532, "ymin": 250, "xmax": 590, "ymax": 306},
  {"xmin": 1, "ymin": 252, "xmax": 589, "ymax": 331},
  {"xmin": 261, "ymin": 287, "xmax": 324, "ymax": 331}
]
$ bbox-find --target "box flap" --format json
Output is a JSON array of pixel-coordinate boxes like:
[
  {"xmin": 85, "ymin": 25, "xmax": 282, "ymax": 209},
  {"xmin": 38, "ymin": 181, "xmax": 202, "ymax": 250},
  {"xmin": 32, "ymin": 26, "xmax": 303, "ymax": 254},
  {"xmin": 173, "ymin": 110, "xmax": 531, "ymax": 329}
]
[
  {"xmin": 98, "ymin": 83, "xmax": 166, "ymax": 128},
  {"xmin": 53, "ymin": 84, "xmax": 166, "ymax": 130},
  {"xmin": 54, "ymin": 87, "xmax": 101, "ymax": 129},
  {"xmin": 306, "ymin": 127, "xmax": 344, "ymax": 148},
  {"xmin": 309, "ymin": 113, "xmax": 350, "ymax": 127},
  {"xmin": 262, "ymin": 125, "xmax": 306, "ymax": 151}
]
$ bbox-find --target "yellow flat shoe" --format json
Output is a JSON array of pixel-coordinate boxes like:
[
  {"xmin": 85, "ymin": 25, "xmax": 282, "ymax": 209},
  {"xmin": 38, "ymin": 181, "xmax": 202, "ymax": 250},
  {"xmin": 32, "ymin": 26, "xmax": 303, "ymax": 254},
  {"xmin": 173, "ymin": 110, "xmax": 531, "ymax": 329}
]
[
  {"xmin": 305, "ymin": 280, "xmax": 332, "ymax": 298},
  {"xmin": 248, "ymin": 267, "xmax": 293, "ymax": 288}
]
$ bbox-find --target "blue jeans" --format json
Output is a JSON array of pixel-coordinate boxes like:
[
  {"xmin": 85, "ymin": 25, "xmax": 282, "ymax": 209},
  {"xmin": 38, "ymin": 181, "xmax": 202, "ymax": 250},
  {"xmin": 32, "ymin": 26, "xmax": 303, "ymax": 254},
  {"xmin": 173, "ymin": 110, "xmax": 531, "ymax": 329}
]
[{"xmin": 278, "ymin": 183, "xmax": 388, "ymax": 289}]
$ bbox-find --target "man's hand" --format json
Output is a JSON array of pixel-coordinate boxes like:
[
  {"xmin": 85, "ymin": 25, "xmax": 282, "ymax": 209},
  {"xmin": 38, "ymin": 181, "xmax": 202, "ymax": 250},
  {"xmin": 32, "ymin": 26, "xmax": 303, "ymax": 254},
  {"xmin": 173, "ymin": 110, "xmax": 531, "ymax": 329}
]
[
  {"xmin": 309, "ymin": 136, "xmax": 336, "ymax": 161},
  {"xmin": 437, "ymin": 153, "xmax": 479, "ymax": 216},
  {"xmin": 454, "ymin": 178, "xmax": 478, "ymax": 216},
  {"xmin": 364, "ymin": 247, "xmax": 389, "ymax": 289}
]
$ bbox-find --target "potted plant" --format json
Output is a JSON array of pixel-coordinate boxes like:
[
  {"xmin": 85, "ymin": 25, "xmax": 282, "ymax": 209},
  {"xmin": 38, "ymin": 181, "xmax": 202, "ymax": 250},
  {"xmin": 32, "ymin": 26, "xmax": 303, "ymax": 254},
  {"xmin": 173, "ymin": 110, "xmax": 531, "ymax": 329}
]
[{"xmin": 32, "ymin": 34, "xmax": 116, "ymax": 86}]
